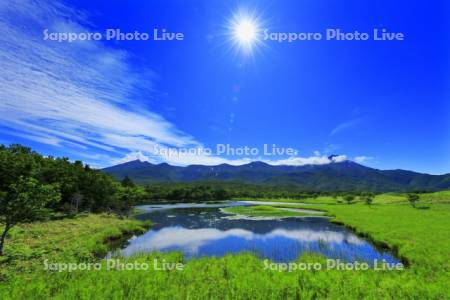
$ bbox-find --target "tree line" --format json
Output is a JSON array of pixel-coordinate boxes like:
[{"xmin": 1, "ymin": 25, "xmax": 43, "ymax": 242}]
[
  {"xmin": 0, "ymin": 144, "xmax": 144, "ymax": 255},
  {"xmin": 140, "ymin": 182, "xmax": 381, "ymax": 203}
]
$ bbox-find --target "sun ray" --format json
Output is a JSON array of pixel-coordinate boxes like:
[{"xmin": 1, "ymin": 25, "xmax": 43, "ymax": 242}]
[{"xmin": 226, "ymin": 9, "xmax": 264, "ymax": 55}]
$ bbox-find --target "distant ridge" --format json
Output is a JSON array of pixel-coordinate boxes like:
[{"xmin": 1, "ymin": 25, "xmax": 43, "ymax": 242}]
[{"xmin": 102, "ymin": 160, "xmax": 450, "ymax": 192}]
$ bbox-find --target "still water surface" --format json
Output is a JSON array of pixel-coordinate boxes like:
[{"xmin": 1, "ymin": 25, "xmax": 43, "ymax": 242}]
[{"xmin": 113, "ymin": 201, "xmax": 399, "ymax": 264}]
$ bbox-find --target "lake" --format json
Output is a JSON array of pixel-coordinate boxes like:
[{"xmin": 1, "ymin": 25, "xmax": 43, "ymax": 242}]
[{"xmin": 111, "ymin": 201, "xmax": 400, "ymax": 264}]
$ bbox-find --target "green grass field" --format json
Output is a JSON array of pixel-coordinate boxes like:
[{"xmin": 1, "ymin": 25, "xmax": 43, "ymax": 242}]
[
  {"xmin": 222, "ymin": 205, "xmax": 322, "ymax": 217},
  {"xmin": 241, "ymin": 191, "xmax": 450, "ymax": 205},
  {"xmin": 235, "ymin": 196, "xmax": 338, "ymax": 204},
  {"xmin": 0, "ymin": 192, "xmax": 449, "ymax": 299}
]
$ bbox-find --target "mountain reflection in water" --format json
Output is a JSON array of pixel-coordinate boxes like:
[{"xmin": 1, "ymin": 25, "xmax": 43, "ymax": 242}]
[{"xmin": 113, "ymin": 203, "xmax": 399, "ymax": 264}]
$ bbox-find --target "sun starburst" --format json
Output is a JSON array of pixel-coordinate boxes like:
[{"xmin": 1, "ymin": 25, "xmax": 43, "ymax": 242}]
[{"xmin": 227, "ymin": 10, "xmax": 263, "ymax": 55}]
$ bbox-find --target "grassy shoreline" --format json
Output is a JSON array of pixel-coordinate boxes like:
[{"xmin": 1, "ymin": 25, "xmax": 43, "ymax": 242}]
[
  {"xmin": 0, "ymin": 214, "xmax": 150, "ymax": 281},
  {"xmin": 1, "ymin": 196, "xmax": 449, "ymax": 298},
  {"xmin": 221, "ymin": 205, "xmax": 323, "ymax": 218},
  {"xmin": 235, "ymin": 190, "xmax": 450, "ymax": 205}
]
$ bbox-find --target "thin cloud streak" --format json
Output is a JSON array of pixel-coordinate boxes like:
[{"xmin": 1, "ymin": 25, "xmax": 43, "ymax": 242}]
[
  {"xmin": 0, "ymin": 0, "xmax": 198, "ymax": 158},
  {"xmin": 0, "ymin": 0, "xmax": 367, "ymax": 168},
  {"xmin": 330, "ymin": 118, "xmax": 363, "ymax": 135}
]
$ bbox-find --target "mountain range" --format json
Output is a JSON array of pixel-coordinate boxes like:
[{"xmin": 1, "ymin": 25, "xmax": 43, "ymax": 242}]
[{"xmin": 102, "ymin": 158, "xmax": 450, "ymax": 192}]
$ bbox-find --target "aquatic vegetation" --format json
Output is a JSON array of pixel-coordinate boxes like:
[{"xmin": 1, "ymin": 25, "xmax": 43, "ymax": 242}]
[{"xmin": 222, "ymin": 205, "xmax": 319, "ymax": 218}]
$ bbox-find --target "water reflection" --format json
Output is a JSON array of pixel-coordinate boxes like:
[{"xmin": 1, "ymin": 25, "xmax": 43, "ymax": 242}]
[{"xmin": 114, "ymin": 204, "xmax": 399, "ymax": 264}]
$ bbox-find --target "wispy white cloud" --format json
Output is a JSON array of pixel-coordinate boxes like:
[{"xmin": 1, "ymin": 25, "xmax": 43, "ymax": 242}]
[
  {"xmin": 0, "ymin": 0, "xmax": 367, "ymax": 169},
  {"xmin": 354, "ymin": 156, "xmax": 374, "ymax": 164},
  {"xmin": 264, "ymin": 155, "xmax": 347, "ymax": 166},
  {"xmin": 0, "ymin": 0, "xmax": 197, "ymax": 161},
  {"xmin": 330, "ymin": 118, "xmax": 363, "ymax": 135}
]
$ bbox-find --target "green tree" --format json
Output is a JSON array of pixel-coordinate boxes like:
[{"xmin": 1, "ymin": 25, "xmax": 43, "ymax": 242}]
[
  {"xmin": 121, "ymin": 175, "xmax": 135, "ymax": 188},
  {"xmin": 112, "ymin": 185, "xmax": 146, "ymax": 217},
  {"xmin": 213, "ymin": 188, "xmax": 230, "ymax": 200},
  {"xmin": 407, "ymin": 193, "xmax": 419, "ymax": 208},
  {"xmin": 363, "ymin": 193, "xmax": 374, "ymax": 206},
  {"xmin": 0, "ymin": 144, "xmax": 40, "ymax": 191},
  {"xmin": 0, "ymin": 177, "xmax": 60, "ymax": 255},
  {"xmin": 343, "ymin": 194, "xmax": 355, "ymax": 205}
]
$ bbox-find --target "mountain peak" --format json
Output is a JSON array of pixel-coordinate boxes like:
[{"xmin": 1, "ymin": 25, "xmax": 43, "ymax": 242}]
[
  {"xmin": 119, "ymin": 159, "xmax": 141, "ymax": 165},
  {"xmin": 246, "ymin": 161, "xmax": 270, "ymax": 167},
  {"xmin": 101, "ymin": 158, "xmax": 450, "ymax": 191},
  {"xmin": 103, "ymin": 159, "xmax": 151, "ymax": 170},
  {"xmin": 327, "ymin": 154, "xmax": 347, "ymax": 163}
]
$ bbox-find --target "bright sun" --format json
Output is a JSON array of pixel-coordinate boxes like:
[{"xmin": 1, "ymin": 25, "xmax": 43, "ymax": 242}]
[
  {"xmin": 234, "ymin": 19, "xmax": 257, "ymax": 44},
  {"xmin": 228, "ymin": 12, "xmax": 261, "ymax": 54}
]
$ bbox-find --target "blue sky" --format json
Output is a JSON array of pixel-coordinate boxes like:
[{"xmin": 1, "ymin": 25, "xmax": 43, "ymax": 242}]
[{"xmin": 0, "ymin": 0, "xmax": 449, "ymax": 174}]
